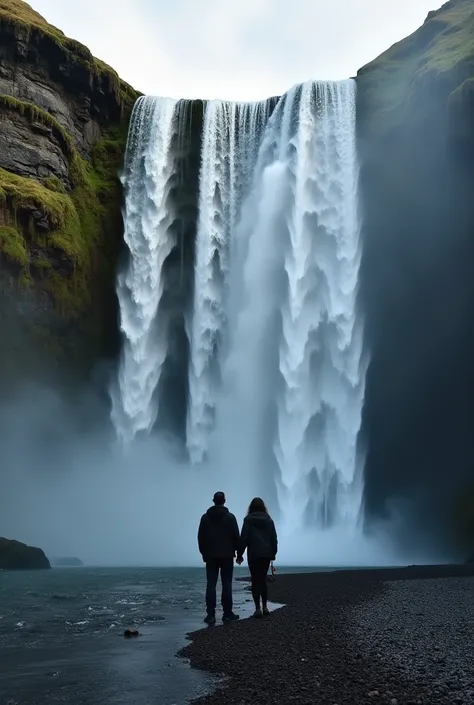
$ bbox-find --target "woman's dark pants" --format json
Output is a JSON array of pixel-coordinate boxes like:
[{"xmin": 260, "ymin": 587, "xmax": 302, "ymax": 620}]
[{"xmin": 249, "ymin": 558, "xmax": 271, "ymax": 608}]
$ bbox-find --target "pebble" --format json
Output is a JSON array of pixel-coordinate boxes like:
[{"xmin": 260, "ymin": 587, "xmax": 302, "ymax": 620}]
[
  {"xmin": 180, "ymin": 566, "xmax": 474, "ymax": 705},
  {"xmin": 349, "ymin": 576, "xmax": 474, "ymax": 705}
]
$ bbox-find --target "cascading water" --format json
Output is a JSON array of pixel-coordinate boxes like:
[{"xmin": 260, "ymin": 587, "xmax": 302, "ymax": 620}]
[
  {"xmin": 186, "ymin": 100, "xmax": 273, "ymax": 463},
  {"xmin": 111, "ymin": 96, "xmax": 179, "ymax": 441},
  {"xmin": 272, "ymin": 81, "xmax": 365, "ymax": 531},
  {"xmin": 204, "ymin": 80, "xmax": 366, "ymax": 532},
  {"xmin": 113, "ymin": 81, "xmax": 366, "ymax": 539}
]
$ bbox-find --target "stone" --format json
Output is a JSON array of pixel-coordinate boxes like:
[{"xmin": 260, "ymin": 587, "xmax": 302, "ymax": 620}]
[{"xmin": 124, "ymin": 629, "xmax": 140, "ymax": 638}]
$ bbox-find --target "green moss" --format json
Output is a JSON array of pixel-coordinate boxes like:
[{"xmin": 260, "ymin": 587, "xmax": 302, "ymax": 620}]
[
  {"xmin": 358, "ymin": 0, "xmax": 474, "ymax": 134},
  {"xmin": 0, "ymin": 1, "xmax": 135, "ymax": 325},
  {"xmin": 0, "ymin": 167, "xmax": 84, "ymax": 263},
  {"xmin": 0, "ymin": 94, "xmax": 75, "ymax": 164},
  {"xmin": 43, "ymin": 272, "xmax": 89, "ymax": 316},
  {"xmin": 32, "ymin": 257, "xmax": 52, "ymax": 270},
  {"xmin": 0, "ymin": 88, "xmax": 131, "ymax": 314},
  {"xmin": 0, "ymin": 0, "xmax": 138, "ymax": 111},
  {"xmin": 43, "ymin": 175, "xmax": 67, "ymax": 194},
  {"xmin": 19, "ymin": 270, "xmax": 32, "ymax": 288},
  {"xmin": 0, "ymin": 225, "xmax": 28, "ymax": 266},
  {"xmin": 421, "ymin": 3, "xmax": 474, "ymax": 75}
]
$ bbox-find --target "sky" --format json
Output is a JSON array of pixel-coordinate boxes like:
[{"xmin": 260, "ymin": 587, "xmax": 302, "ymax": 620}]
[{"xmin": 30, "ymin": 0, "xmax": 444, "ymax": 102}]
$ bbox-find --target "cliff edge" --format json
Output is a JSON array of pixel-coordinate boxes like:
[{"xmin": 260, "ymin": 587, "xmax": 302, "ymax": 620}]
[
  {"xmin": 356, "ymin": 0, "xmax": 474, "ymax": 547},
  {"xmin": 0, "ymin": 536, "xmax": 51, "ymax": 569},
  {"xmin": 0, "ymin": 0, "xmax": 139, "ymax": 382}
]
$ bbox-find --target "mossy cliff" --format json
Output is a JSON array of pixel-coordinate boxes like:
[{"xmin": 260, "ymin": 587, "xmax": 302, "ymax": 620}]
[
  {"xmin": 0, "ymin": 0, "xmax": 139, "ymax": 381},
  {"xmin": 356, "ymin": 0, "xmax": 474, "ymax": 550}
]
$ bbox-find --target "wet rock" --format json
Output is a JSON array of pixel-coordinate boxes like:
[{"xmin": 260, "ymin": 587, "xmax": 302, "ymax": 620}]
[{"xmin": 123, "ymin": 628, "xmax": 140, "ymax": 638}]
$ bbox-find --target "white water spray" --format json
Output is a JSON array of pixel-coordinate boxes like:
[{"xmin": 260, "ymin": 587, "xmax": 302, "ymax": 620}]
[
  {"xmin": 273, "ymin": 81, "xmax": 365, "ymax": 532},
  {"xmin": 186, "ymin": 100, "xmax": 272, "ymax": 463},
  {"xmin": 208, "ymin": 80, "xmax": 366, "ymax": 533},
  {"xmin": 112, "ymin": 82, "xmax": 367, "ymax": 544},
  {"xmin": 111, "ymin": 96, "xmax": 179, "ymax": 441}
]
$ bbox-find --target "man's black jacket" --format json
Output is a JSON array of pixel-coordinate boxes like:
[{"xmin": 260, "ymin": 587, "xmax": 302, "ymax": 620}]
[{"xmin": 198, "ymin": 505, "xmax": 240, "ymax": 561}]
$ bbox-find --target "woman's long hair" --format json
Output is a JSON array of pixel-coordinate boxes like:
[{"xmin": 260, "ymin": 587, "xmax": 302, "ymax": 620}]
[{"xmin": 247, "ymin": 497, "xmax": 268, "ymax": 515}]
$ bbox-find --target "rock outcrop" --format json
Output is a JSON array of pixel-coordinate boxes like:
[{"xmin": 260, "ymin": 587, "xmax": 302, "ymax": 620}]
[
  {"xmin": 0, "ymin": 536, "xmax": 51, "ymax": 569},
  {"xmin": 0, "ymin": 0, "xmax": 139, "ymax": 384},
  {"xmin": 356, "ymin": 0, "xmax": 474, "ymax": 546},
  {"xmin": 51, "ymin": 556, "xmax": 83, "ymax": 567}
]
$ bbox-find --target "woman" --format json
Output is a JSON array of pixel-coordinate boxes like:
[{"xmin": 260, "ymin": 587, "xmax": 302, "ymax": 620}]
[{"xmin": 237, "ymin": 498, "xmax": 278, "ymax": 618}]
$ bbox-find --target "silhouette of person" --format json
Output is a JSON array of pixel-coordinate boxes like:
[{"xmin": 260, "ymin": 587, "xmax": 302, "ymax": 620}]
[
  {"xmin": 237, "ymin": 497, "xmax": 278, "ymax": 618},
  {"xmin": 198, "ymin": 491, "xmax": 240, "ymax": 624}
]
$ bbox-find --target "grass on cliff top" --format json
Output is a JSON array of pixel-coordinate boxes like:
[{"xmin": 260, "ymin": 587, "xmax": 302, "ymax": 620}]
[
  {"xmin": 0, "ymin": 0, "xmax": 137, "ymax": 108},
  {"xmin": 358, "ymin": 0, "xmax": 474, "ymax": 131},
  {"xmin": 0, "ymin": 0, "xmax": 46, "ymax": 26}
]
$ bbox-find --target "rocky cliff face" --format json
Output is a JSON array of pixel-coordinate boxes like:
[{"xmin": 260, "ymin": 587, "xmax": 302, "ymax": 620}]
[
  {"xmin": 0, "ymin": 536, "xmax": 50, "ymax": 569},
  {"xmin": 0, "ymin": 0, "xmax": 139, "ymax": 385},
  {"xmin": 356, "ymin": 0, "xmax": 474, "ymax": 550}
]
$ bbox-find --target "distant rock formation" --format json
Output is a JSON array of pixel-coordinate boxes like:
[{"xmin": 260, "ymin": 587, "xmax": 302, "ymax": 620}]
[
  {"xmin": 0, "ymin": 536, "xmax": 51, "ymax": 569},
  {"xmin": 51, "ymin": 556, "xmax": 83, "ymax": 567}
]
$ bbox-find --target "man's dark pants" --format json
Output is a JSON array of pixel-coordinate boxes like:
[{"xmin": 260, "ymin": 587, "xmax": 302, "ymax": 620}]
[{"xmin": 205, "ymin": 558, "xmax": 234, "ymax": 616}]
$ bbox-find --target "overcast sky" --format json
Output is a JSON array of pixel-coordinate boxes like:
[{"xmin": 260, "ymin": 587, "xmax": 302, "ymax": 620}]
[{"xmin": 30, "ymin": 0, "xmax": 444, "ymax": 100}]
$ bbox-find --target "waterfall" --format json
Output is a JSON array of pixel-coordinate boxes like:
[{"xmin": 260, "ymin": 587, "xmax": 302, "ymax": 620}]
[
  {"xmin": 111, "ymin": 96, "xmax": 179, "ymax": 441},
  {"xmin": 208, "ymin": 80, "xmax": 366, "ymax": 531},
  {"xmin": 272, "ymin": 81, "xmax": 365, "ymax": 531},
  {"xmin": 186, "ymin": 100, "xmax": 273, "ymax": 463},
  {"xmin": 112, "ymin": 81, "xmax": 366, "ymax": 536}
]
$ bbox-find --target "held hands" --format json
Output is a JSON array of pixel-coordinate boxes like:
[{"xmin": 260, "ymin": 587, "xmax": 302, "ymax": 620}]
[{"xmin": 236, "ymin": 556, "xmax": 243, "ymax": 565}]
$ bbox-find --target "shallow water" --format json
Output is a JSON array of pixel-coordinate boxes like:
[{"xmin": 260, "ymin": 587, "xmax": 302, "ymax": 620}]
[{"xmin": 0, "ymin": 567, "xmax": 257, "ymax": 704}]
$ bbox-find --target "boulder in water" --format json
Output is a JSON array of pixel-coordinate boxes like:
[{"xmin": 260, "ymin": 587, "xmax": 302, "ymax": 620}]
[{"xmin": 0, "ymin": 537, "xmax": 51, "ymax": 570}]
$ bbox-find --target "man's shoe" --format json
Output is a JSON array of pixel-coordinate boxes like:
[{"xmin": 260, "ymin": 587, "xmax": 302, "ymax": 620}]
[
  {"xmin": 253, "ymin": 608, "xmax": 263, "ymax": 618},
  {"xmin": 222, "ymin": 612, "xmax": 240, "ymax": 622},
  {"xmin": 204, "ymin": 613, "xmax": 216, "ymax": 625}
]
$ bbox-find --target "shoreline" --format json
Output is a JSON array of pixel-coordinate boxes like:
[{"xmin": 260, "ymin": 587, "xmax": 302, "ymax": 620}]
[{"xmin": 179, "ymin": 563, "xmax": 474, "ymax": 704}]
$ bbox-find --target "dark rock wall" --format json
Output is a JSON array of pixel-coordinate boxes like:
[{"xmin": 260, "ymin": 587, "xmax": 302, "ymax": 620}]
[
  {"xmin": 0, "ymin": 3, "xmax": 138, "ymax": 390},
  {"xmin": 0, "ymin": 536, "xmax": 51, "ymax": 569},
  {"xmin": 356, "ymin": 0, "xmax": 474, "ymax": 550}
]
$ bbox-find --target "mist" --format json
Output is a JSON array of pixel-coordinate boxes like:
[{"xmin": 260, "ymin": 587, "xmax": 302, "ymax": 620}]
[{"xmin": 0, "ymin": 379, "xmax": 447, "ymax": 568}]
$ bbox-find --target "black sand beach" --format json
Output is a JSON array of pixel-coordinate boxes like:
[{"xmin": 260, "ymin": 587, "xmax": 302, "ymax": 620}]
[{"xmin": 180, "ymin": 565, "xmax": 474, "ymax": 705}]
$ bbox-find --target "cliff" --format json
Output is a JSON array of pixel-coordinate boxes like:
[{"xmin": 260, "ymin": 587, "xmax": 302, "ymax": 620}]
[
  {"xmin": 0, "ymin": 0, "xmax": 139, "ymax": 383},
  {"xmin": 0, "ymin": 536, "xmax": 50, "ymax": 569},
  {"xmin": 356, "ymin": 0, "xmax": 474, "ymax": 549}
]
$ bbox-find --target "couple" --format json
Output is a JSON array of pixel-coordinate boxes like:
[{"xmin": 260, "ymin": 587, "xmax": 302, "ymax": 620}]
[{"xmin": 198, "ymin": 491, "xmax": 278, "ymax": 624}]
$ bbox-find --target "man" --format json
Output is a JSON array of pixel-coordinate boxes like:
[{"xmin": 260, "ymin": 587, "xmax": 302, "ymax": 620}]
[{"xmin": 198, "ymin": 491, "xmax": 240, "ymax": 624}]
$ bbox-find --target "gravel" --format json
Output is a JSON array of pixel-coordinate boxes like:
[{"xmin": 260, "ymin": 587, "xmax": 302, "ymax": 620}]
[
  {"xmin": 349, "ymin": 576, "xmax": 474, "ymax": 705},
  {"xmin": 179, "ymin": 565, "xmax": 474, "ymax": 705}
]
